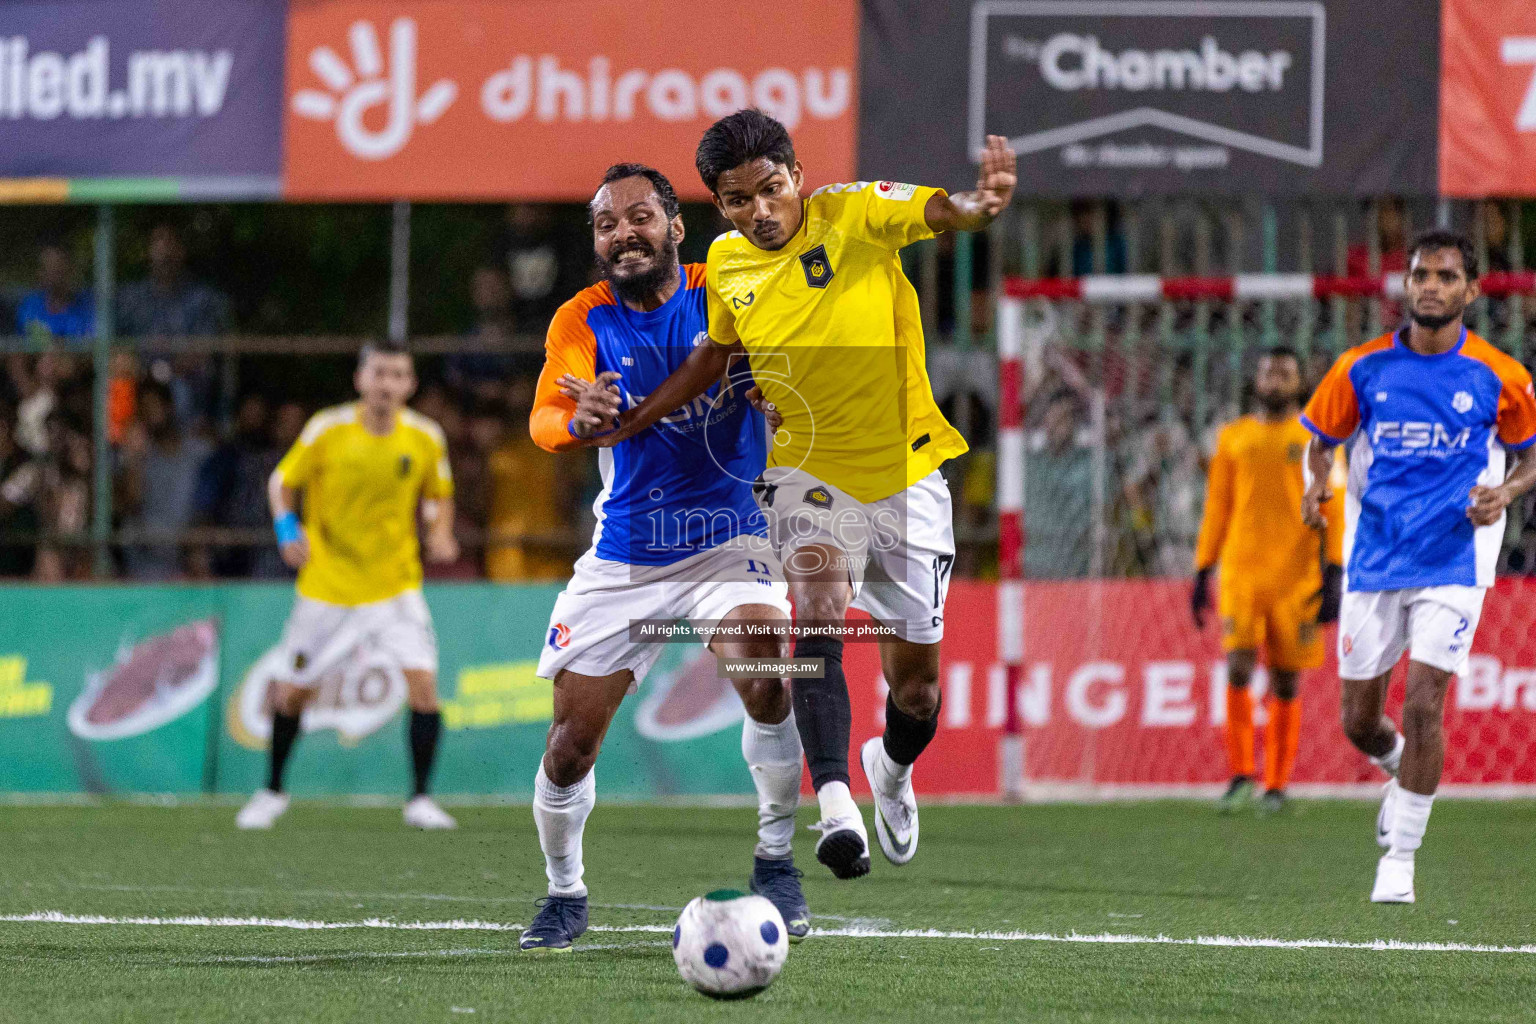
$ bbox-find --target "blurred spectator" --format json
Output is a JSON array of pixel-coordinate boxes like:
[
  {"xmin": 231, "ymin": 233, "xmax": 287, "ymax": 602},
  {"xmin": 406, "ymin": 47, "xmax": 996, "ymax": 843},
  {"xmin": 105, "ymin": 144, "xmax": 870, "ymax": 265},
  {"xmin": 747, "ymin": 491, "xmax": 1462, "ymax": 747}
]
[
  {"xmin": 117, "ymin": 223, "xmax": 231, "ymax": 428},
  {"xmin": 1024, "ymin": 389, "xmax": 1095, "ymax": 579},
  {"xmin": 1124, "ymin": 414, "xmax": 1204, "ymax": 578},
  {"xmin": 0, "ymin": 400, "xmax": 38, "ymax": 577},
  {"xmin": 1480, "ymin": 201, "xmax": 1514, "ymax": 276},
  {"xmin": 1050, "ymin": 200, "xmax": 1129, "ymax": 277},
  {"xmin": 194, "ymin": 393, "xmax": 283, "ymax": 578},
  {"xmin": 117, "ymin": 381, "xmax": 213, "ymax": 580},
  {"xmin": 1346, "ymin": 197, "xmax": 1408, "ymax": 278},
  {"xmin": 16, "ymin": 244, "xmax": 94, "ymax": 348},
  {"xmin": 117, "ymin": 223, "xmax": 232, "ymax": 338},
  {"xmin": 494, "ymin": 204, "xmax": 587, "ymax": 330},
  {"xmin": 6, "ymin": 351, "xmax": 73, "ymax": 457},
  {"xmin": 485, "ymin": 378, "xmax": 580, "ymax": 581},
  {"xmin": 444, "ymin": 264, "xmax": 518, "ymax": 399},
  {"xmin": 30, "ymin": 410, "xmax": 93, "ymax": 581}
]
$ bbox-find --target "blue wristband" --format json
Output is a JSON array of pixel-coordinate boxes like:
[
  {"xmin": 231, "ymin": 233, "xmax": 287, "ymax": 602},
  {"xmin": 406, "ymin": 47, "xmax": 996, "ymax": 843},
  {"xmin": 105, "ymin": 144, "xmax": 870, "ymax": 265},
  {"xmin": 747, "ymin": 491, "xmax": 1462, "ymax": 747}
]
[{"xmin": 274, "ymin": 512, "xmax": 302, "ymax": 546}]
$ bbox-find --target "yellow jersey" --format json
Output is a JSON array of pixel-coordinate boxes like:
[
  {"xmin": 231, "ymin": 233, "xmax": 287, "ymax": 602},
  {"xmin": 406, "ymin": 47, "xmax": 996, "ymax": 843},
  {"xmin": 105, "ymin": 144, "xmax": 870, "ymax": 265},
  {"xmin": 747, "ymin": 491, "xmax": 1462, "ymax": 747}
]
[
  {"xmin": 1194, "ymin": 415, "xmax": 1343, "ymax": 593},
  {"xmin": 706, "ymin": 180, "xmax": 968, "ymax": 503},
  {"xmin": 275, "ymin": 402, "xmax": 453, "ymax": 606}
]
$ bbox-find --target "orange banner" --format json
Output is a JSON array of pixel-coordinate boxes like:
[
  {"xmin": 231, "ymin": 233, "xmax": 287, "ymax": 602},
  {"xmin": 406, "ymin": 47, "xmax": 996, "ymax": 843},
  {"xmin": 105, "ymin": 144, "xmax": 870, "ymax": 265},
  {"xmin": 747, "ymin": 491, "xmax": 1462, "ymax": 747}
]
[
  {"xmin": 283, "ymin": 0, "xmax": 857, "ymax": 201},
  {"xmin": 1440, "ymin": 1, "xmax": 1536, "ymax": 197}
]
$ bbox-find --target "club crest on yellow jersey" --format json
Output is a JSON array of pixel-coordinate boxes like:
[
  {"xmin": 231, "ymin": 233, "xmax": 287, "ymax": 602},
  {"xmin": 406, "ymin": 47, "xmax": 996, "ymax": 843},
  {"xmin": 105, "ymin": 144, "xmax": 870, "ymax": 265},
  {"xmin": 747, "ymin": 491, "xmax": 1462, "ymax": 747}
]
[{"xmin": 799, "ymin": 245, "xmax": 834, "ymax": 289}]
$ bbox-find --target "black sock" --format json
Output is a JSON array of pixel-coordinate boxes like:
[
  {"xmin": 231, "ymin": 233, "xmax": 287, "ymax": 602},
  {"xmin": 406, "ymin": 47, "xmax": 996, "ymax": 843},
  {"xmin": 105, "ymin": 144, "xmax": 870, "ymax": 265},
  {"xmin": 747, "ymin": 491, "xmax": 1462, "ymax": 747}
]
[
  {"xmin": 409, "ymin": 710, "xmax": 442, "ymax": 797},
  {"xmin": 791, "ymin": 637, "xmax": 851, "ymax": 790},
  {"xmin": 269, "ymin": 712, "xmax": 301, "ymax": 793},
  {"xmin": 883, "ymin": 693, "xmax": 941, "ymax": 767}
]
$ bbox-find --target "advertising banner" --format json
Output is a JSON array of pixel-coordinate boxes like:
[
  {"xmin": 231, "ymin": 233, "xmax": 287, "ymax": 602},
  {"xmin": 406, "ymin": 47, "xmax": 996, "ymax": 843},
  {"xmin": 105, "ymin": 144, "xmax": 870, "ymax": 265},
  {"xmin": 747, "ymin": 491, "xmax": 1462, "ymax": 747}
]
[
  {"xmin": 282, "ymin": 0, "xmax": 858, "ymax": 201},
  {"xmin": 859, "ymin": 0, "xmax": 1440, "ymax": 196},
  {"xmin": 840, "ymin": 580, "xmax": 1536, "ymax": 796},
  {"xmin": 5, "ymin": 578, "xmax": 1534, "ymax": 798},
  {"xmin": 1440, "ymin": 0, "xmax": 1536, "ymax": 197},
  {"xmin": 0, "ymin": 583, "xmax": 759, "ymax": 799},
  {"xmin": 0, "ymin": 0, "xmax": 285, "ymax": 188}
]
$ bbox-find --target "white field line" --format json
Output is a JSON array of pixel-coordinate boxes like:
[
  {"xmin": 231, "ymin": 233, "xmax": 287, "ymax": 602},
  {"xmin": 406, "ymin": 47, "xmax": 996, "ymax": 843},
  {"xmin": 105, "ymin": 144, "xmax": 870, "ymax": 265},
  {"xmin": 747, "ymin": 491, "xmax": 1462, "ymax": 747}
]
[
  {"xmin": 4, "ymin": 911, "xmax": 1535, "ymax": 956},
  {"xmin": 196, "ymin": 941, "xmax": 666, "ymax": 965}
]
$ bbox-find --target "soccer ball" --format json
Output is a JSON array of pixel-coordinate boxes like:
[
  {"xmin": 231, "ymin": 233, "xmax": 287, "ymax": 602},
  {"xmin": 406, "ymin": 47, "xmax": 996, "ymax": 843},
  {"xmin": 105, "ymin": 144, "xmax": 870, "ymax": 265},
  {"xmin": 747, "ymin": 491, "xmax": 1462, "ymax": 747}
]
[{"xmin": 671, "ymin": 890, "xmax": 788, "ymax": 999}]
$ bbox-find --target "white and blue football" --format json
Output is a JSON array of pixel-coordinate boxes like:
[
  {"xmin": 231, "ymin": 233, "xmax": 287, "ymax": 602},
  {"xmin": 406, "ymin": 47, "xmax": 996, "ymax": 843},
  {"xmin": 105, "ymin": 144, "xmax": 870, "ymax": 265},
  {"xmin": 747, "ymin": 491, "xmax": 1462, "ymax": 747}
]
[{"xmin": 672, "ymin": 890, "xmax": 789, "ymax": 999}]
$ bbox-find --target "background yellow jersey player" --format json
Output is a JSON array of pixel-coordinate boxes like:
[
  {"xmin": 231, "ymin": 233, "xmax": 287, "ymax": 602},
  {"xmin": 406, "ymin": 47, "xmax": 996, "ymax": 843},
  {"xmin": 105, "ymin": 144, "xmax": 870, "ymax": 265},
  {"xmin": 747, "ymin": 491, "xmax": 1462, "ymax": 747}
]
[
  {"xmin": 236, "ymin": 339, "xmax": 460, "ymax": 833},
  {"xmin": 600, "ymin": 110, "xmax": 1015, "ymax": 881},
  {"xmin": 1192, "ymin": 348, "xmax": 1344, "ymax": 815}
]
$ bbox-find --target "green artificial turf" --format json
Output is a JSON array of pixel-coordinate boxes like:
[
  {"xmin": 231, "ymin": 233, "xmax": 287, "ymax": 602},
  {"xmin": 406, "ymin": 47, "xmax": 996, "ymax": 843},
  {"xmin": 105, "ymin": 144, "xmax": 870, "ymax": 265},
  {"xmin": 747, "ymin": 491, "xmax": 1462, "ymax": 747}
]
[{"xmin": 1, "ymin": 800, "xmax": 1533, "ymax": 1023}]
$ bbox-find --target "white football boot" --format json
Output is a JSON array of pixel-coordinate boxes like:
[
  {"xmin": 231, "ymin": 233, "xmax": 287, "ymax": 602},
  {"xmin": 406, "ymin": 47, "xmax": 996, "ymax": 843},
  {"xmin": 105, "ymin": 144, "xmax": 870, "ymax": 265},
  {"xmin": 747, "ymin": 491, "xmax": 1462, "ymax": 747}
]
[
  {"xmin": 810, "ymin": 782, "xmax": 870, "ymax": 879},
  {"xmin": 1371, "ymin": 854, "xmax": 1415, "ymax": 904},
  {"xmin": 404, "ymin": 795, "xmax": 458, "ymax": 830},
  {"xmin": 860, "ymin": 737, "xmax": 919, "ymax": 865},
  {"xmin": 236, "ymin": 789, "xmax": 290, "ymax": 830},
  {"xmin": 1376, "ymin": 779, "xmax": 1398, "ymax": 850}
]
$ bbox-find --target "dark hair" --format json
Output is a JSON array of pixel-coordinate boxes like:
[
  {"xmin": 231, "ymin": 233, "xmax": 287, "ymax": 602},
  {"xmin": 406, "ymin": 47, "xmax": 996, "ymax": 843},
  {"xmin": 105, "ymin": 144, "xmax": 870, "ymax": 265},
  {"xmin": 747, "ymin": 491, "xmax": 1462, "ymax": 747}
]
[
  {"xmin": 695, "ymin": 109, "xmax": 796, "ymax": 194},
  {"xmin": 1408, "ymin": 229, "xmax": 1479, "ymax": 280},
  {"xmin": 1260, "ymin": 345, "xmax": 1300, "ymax": 364},
  {"xmin": 359, "ymin": 338, "xmax": 411, "ymax": 368},
  {"xmin": 590, "ymin": 163, "xmax": 680, "ymax": 221}
]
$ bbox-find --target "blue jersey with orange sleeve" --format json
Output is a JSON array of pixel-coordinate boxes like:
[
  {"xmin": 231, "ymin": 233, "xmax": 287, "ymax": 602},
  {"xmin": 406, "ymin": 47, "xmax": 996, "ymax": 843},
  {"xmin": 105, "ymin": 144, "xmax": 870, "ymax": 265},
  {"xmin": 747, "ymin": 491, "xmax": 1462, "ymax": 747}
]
[
  {"xmin": 1301, "ymin": 327, "xmax": 1536, "ymax": 591},
  {"xmin": 530, "ymin": 264, "xmax": 767, "ymax": 566}
]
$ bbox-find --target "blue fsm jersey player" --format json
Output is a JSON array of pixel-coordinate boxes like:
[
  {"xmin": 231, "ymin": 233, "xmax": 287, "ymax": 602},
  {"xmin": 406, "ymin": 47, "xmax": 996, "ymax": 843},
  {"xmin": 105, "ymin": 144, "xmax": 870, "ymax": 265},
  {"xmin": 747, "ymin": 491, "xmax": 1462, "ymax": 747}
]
[
  {"xmin": 1301, "ymin": 229, "xmax": 1536, "ymax": 905},
  {"xmin": 518, "ymin": 164, "xmax": 809, "ymax": 951}
]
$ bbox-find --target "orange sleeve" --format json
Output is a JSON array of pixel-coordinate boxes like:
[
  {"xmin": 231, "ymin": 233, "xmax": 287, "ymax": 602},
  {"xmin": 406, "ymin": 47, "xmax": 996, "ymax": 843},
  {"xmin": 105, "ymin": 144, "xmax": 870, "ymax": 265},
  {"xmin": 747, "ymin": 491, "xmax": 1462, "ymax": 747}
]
[
  {"xmin": 530, "ymin": 304, "xmax": 598, "ymax": 453},
  {"xmin": 1301, "ymin": 353, "xmax": 1362, "ymax": 442},
  {"xmin": 1193, "ymin": 427, "xmax": 1234, "ymax": 571},
  {"xmin": 1497, "ymin": 363, "xmax": 1536, "ymax": 450}
]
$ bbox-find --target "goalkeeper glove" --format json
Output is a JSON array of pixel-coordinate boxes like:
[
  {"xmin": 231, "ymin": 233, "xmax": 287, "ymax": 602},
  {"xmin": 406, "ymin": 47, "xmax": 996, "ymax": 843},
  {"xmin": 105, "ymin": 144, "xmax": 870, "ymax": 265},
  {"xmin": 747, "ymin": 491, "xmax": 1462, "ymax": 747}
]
[
  {"xmin": 1190, "ymin": 567, "xmax": 1213, "ymax": 629},
  {"xmin": 1318, "ymin": 563, "xmax": 1344, "ymax": 624}
]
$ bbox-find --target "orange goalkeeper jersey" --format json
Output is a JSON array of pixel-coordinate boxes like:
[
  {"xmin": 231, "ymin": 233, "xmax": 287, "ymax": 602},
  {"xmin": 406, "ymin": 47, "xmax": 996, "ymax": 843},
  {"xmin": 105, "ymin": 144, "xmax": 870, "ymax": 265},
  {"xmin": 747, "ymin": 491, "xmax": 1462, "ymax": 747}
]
[{"xmin": 1194, "ymin": 415, "xmax": 1343, "ymax": 590}]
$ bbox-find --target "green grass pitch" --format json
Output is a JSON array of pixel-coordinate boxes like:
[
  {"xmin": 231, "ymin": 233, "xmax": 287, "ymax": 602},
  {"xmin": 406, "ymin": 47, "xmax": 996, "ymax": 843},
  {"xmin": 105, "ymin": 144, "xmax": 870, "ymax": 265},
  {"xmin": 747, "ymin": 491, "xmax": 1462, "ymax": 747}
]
[{"xmin": 2, "ymin": 800, "xmax": 1534, "ymax": 1022}]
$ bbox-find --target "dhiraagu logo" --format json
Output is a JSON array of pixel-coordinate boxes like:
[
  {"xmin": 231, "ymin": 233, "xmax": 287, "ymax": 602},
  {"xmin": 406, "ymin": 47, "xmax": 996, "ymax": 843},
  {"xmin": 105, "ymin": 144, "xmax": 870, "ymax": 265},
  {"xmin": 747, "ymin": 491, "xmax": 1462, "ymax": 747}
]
[
  {"xmin": 291, "ymin": 18, "xmax": 457, "ymax": 160},
  {"xmin": 441, "ymin": 661, "xmax": 552, "ymax": 730},
  {"xmin": 0, "ymin": 655, "xmax": 51, "ymax": 719}
]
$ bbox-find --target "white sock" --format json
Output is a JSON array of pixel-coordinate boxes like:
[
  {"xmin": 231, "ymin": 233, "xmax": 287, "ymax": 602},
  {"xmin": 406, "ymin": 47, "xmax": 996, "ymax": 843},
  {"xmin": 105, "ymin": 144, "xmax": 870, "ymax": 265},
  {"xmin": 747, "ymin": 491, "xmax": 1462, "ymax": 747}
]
[
  {"xmin": 875, "ymin": 742, "xmax": 912, "ymax": 792},
  {"xmin": 533, "ymin": 764, "xmax": 595, "ymax": 897},
  {"xmin": 816, "ymin": 780, "xmax": 858, "ymax": 825},
  {"xmin": 1388, "ymin": 789, "xmax": 1434, "ymax": 860},
  {"xmin": 742, "ymin": 713, "xmax": 803, "ymax": 860},
  {"xmin": 1372, "ymin": 733, "xmax": 1405, "ymax": 778}
]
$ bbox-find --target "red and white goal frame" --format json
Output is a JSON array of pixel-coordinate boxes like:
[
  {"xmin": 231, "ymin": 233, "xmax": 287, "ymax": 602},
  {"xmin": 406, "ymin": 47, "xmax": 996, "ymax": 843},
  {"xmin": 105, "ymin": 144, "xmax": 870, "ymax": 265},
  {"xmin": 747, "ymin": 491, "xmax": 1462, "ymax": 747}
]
[{"xmin": 989, "ymin": 273, "xmax": 1536, "ymax": 800}]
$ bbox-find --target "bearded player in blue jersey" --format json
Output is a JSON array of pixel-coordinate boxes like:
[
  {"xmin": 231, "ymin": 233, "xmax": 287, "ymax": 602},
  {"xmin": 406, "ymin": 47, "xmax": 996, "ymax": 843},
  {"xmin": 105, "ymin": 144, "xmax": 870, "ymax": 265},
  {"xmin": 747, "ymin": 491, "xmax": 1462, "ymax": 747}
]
[
  {"xmin": 1302, "ymin": 230, "xmax": 1536, "ymax": 904},
  {"xmin": 518, "ymin": 165, "xmax": 808, "ymax": 951}
]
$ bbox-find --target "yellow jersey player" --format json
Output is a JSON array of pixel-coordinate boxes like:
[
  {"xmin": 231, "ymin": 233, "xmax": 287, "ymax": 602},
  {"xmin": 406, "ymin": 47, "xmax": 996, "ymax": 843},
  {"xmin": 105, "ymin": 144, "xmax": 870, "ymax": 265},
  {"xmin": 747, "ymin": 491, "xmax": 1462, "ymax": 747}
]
[
  {"xmin": 1192, "ymin": 348, "xmax": 1344, "ymax": 815},
  {"xmin": 600, "ymin": 110, "xmax": 1015, "ymax": 879},
  {"xmin": 236, "ymin": 339, "xmax": 460, "ymax": 831}
]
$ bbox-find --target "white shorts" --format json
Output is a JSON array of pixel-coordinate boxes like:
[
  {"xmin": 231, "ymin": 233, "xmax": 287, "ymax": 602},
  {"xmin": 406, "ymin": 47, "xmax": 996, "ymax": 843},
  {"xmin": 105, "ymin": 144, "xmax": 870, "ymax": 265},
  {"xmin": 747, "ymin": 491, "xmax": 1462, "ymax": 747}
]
[
  {"xmin": 277, "ymin": 589, "xmax": 438, "ymax": 686},
  {"xmin": 536, "ymin": 532, "xmax": 791, "ymax": 690},
  {"xmin": 1338, "ymin": 584, "xmax": 1487, "ymax": 679},
  {"xmin": 753, "ymin": 467, "xmax": 955, "ymax": 644}
]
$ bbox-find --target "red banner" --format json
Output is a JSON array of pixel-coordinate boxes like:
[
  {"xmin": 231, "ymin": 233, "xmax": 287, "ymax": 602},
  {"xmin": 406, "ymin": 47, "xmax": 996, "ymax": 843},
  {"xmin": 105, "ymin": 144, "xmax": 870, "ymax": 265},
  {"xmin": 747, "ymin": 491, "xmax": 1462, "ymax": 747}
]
[
  {"xmin": 283, "ymin": 0, "xmax": 857, "ymax": 201},
  {"xmin": 1440, "ymin": 1, "xmax": 1536, "ymax": 197},
  {"xmin": 840, "ymin": 579, "xmax": 1536, "ymax": 797}
]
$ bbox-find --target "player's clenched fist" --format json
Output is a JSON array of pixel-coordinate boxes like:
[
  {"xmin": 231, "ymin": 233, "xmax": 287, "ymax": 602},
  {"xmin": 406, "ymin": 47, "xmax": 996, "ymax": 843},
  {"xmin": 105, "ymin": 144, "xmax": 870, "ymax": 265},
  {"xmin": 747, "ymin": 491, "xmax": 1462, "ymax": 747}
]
[
  {"xmin": 1467, "ymin": 484, "xmax": 1513, "ymax": 527},
  {"xmin": 561, "ymin": 371, "xmax": 623, "ymax": 438}
]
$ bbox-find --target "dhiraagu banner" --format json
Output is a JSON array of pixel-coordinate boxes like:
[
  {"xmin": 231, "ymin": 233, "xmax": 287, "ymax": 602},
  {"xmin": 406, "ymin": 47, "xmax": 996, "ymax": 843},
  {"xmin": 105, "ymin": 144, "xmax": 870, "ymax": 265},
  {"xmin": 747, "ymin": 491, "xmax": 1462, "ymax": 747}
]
[{"xmin": 0, "ymin": 583, "xmax": 757, "ymax": 799}]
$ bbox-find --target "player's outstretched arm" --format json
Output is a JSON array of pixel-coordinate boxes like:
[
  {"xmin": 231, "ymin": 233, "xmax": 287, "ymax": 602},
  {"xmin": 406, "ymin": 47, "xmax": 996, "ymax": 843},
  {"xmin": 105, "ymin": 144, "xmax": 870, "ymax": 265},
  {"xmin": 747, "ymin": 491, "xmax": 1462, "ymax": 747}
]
[
  {"xmin": 924, "ymin": 135, "xmax": 1017, "ymax": 235},
  {"xmin": 594, "ymin": 340, "xmax": 740, "ymax": 448},
  {"xmin": 1469, "ymin": 450, "xmax": 1536, "ymax": 526},
  {"xmin": 1300, "ymin": 437, "xmax": 1336, "ymax": 530}
]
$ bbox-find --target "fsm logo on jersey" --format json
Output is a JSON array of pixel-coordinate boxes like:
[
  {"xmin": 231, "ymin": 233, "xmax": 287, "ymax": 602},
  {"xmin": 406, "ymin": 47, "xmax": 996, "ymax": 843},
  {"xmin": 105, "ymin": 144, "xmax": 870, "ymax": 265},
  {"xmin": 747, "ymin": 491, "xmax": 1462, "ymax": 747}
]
[{"xmin": 968, "ymin": 1, "xmax": 1325, "ymax": 173}]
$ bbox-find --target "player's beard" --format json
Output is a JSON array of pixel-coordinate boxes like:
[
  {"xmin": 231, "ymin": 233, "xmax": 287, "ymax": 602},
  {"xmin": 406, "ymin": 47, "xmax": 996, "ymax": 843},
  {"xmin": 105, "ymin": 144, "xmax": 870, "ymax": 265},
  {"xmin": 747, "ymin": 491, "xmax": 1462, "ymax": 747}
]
[
  {"xmin": 1255, "ymin": 389, "xmax": 1297, "ymax": 416},
  {"xmin": 599, "ymin": 237, "xmax": 680, "ymax": 306},
  {"xmin": 1409, "ymin": 298, "xmax": 1465, "ymax": 331}
]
